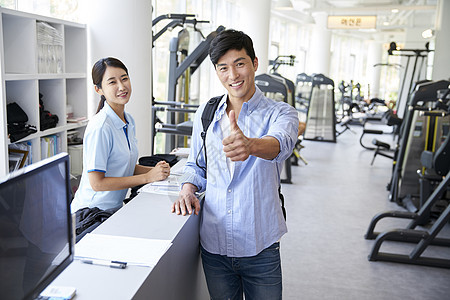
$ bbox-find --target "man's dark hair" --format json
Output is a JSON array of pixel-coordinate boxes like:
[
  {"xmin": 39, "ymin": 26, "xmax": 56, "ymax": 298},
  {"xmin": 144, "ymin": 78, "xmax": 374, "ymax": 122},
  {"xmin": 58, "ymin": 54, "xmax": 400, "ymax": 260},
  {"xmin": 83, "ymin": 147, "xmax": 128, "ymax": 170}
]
[{"xmin": 209, "ymin": 29, "xmax": 256, "ymax": 67}]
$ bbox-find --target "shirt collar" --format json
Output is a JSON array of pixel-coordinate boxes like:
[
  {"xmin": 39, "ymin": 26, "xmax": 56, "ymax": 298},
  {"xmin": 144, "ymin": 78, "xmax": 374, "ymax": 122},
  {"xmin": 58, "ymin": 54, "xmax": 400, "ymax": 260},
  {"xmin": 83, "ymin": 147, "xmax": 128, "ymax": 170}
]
[
  {"xmin": 103, "ymin": 102, "xmax": 129, "ymax": 129},
  {"xmin": 245, "ymin": 86, "xmax": 263, "ymax": 115},
  {"xmin": 216, "ymin": 85, "xmax": 263, "ymax": 118}
]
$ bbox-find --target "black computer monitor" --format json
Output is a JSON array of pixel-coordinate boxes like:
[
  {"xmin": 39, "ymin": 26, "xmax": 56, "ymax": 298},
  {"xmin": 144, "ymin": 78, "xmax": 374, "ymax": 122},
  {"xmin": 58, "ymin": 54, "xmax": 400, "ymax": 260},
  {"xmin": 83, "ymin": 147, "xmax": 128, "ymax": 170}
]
[{"xmin": 0, "ymin": 153, "xmax": 74, "ymax": 300}]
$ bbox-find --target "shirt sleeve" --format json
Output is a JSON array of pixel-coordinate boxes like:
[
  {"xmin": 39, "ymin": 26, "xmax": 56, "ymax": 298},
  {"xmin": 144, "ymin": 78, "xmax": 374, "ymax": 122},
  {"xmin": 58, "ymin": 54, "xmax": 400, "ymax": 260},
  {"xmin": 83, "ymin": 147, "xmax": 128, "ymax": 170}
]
[
  {"xmin": 180, "ymin": 104, "xmax": 208, "ymax": 192},
  {"xmin": 263, "ymin": 102, "xmax": 299, "ymax": 162},
  {"xmin": 84, "ymin": 123, "xmax": 111, "ymax": 173}
]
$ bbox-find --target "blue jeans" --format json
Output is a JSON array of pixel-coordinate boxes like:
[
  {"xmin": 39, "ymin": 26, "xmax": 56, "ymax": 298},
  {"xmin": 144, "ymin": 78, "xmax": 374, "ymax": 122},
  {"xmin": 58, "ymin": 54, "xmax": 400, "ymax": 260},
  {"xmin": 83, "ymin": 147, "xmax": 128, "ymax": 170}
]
[{"xmin": 200, "ymin": 242, "xmax": 282, "ymax": 300}]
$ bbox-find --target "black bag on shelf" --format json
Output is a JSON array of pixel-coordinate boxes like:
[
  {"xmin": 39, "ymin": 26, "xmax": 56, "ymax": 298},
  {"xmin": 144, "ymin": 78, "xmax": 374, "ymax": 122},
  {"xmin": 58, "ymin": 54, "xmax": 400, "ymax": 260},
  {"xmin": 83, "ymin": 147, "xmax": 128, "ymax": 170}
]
[
  {"xmin": 6, "ymin": 102, "xmax": 37, "ymax": 142},
  {"xmin": 8, "ymin": 124, "xmax": 37, "ymax": 142},
  {"xmin": 7, "ymin": 102, "xmax": 28, "ymax": 124},
  {"xmin": 39, "ymin": 93, "xmax": 59, "ymax": 131}
]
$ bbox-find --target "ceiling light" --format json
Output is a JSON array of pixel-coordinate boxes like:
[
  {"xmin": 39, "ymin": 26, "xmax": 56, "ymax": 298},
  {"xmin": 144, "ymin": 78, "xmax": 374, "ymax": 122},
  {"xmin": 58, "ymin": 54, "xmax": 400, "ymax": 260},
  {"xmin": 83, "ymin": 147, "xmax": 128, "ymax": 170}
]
[
  {"xmin": 422, "ymin": 29, "xmax": 434, "ymax": 39},
  {"xmin": 391, "ymin": 8, "xmax": 399, "ymax": 13},
  {"xmin": 383, "ymin": 21, "xmax": 389, "ymax": 26},
  {"xmin": 274, "ymin": 0, "xmax": 294, "ymax": 10}
]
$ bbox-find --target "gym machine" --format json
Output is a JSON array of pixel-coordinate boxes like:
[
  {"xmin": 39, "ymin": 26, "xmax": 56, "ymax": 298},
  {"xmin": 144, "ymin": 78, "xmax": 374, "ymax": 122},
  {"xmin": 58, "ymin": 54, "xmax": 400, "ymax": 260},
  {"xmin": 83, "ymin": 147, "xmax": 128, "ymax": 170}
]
[
  {"xmin": 387, "ymin": 41, "xmax": 432, "ymax": 119},
  {"xmin": 303, "ymin": 74, "xmax": 337, "ymax": 142},
  {"xmin": 360, "ymin": 43, "xmax": 431, "ymax": 162},
  {"xmin": 267, "ymin": 55, "xmax": 296, "ymax": 107},
  {"xmin": 365, "ymin": 122, "xmax": 450, "ymax": 268},
  {"xmin": 152, "ymin": 14, "xmax": 204, "ymax": 46},
  {"xmin": 151, "ymin": 15, "xmax": 225, "ymax": 153},
  {"xmin": 337, "ymin": 80, "xmax": 365, "ymax": 124},
  {"xmin": 359, "ymin": 110, "xmax": 401, "ymax": 163},
  {"xmin": 388, "ymin": 80, "xmax": 450, "ymax": 207},
  {"xmin": 295, "ymin": 73, "xmax": 312, "ymax": 115}
]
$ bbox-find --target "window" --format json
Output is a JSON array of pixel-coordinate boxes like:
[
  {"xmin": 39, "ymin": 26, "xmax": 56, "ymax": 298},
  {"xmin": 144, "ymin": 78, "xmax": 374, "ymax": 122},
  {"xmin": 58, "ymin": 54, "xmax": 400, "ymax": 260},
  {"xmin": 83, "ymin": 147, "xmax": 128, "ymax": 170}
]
[{"xmin": 0, "ymin": 0, "xmax": 82, "ymax": 22}]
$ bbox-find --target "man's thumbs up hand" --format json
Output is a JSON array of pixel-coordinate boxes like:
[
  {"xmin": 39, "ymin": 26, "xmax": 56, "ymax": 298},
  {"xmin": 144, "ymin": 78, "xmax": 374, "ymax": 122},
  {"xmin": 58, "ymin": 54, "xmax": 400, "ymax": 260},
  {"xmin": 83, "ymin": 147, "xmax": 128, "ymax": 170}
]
[
  {"xmin": 222, "ymin": 110, "xmax": 251, "ymax": 161},
  {"xmin": 228, "ymin": 110, "xmax": 239, "ymax": 132}
]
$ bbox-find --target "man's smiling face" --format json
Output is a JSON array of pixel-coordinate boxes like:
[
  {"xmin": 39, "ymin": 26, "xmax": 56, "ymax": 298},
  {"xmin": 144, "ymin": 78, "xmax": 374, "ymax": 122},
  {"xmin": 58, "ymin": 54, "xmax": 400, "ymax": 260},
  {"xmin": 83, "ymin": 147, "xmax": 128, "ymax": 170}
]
[{"xmin": 215, "ymin": 48, "xmax": 258, "ymax": 103}]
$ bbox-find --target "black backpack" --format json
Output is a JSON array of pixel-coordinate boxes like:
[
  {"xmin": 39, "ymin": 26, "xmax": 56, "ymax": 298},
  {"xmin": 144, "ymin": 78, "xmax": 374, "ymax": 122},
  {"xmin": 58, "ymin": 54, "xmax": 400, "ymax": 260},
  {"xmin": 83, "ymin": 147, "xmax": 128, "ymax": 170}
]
[
  {"xmin": 39, "ymin": 93, "xmax": 59, "ymax": 131},
  {"xmin": 6, "ymin": 102, "xmax": 37, "ymax": 142},
  {"xmin": 199, "ymin": 96, "xmax": 287, "ymax": 220}
]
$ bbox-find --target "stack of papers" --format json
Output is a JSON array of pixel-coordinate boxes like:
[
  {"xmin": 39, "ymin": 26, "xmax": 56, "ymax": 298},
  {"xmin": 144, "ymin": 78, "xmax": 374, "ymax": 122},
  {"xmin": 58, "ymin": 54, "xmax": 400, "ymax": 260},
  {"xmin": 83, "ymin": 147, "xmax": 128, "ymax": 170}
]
[
  {"xmin": 139, "ymin": 175, "xmax": 180, "ymax": 196},
  {"xmin": 75, "ymin": 233, "xmax": 172, "ymax": 268},
  {"xmin": 170, "ymin": 148, "xmax": 190, "ymax": 158},
  {"xmin": 170, "ymin": 157, "xmax": 187, "ymax": 176}
]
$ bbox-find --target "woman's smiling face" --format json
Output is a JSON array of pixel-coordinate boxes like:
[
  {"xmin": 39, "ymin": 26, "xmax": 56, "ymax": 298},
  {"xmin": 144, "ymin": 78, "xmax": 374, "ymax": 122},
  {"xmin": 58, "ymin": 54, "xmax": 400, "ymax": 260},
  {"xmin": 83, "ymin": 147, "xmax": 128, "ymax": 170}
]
[{"xmin": 95, "ymin": 66, "xmax": 132, "ymax": 109}]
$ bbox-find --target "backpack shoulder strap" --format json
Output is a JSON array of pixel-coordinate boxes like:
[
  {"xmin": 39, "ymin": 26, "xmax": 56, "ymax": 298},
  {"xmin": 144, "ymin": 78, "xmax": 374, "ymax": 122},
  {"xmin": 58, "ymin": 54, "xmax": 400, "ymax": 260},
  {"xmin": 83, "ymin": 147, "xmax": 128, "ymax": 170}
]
[
  {"xmin": 201, "ymin": 95, "xmax": 222, "ymax": 137},
  {"xmin": 196, "ymin": 95, "xmax": 223, "ymax": 173},
  {"xmin": 278, "ymin": 186, "xmax": 286, "ymax": 221}
]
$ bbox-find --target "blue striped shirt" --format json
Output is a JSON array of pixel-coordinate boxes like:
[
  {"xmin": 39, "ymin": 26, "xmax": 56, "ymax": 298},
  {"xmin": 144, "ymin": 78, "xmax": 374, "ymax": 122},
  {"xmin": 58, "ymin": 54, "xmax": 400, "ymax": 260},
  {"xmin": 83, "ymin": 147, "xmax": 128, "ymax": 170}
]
[{"xmin": 181, "ymin": 87, "xmax": 298, "ymax": 257}]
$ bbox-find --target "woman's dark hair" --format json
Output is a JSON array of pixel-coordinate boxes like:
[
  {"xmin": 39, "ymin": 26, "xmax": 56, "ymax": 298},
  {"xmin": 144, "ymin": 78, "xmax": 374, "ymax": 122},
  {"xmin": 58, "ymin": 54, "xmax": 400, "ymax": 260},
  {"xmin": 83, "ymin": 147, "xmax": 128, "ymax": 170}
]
[
  {"xmin": 92, "ymin": 57, "xmax": 129, "ymax": 113},
  {"xmin": 209, "ymin": 29, "xmax": 256, "ymax": 67}
]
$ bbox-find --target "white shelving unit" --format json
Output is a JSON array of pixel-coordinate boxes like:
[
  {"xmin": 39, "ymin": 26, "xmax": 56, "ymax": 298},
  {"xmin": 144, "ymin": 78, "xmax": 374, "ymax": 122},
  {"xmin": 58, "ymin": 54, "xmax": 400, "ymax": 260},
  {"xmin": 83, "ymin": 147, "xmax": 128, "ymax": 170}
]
[{"xmin": 0, "ymin": 8, "xmax": 87, "ymax": 177}]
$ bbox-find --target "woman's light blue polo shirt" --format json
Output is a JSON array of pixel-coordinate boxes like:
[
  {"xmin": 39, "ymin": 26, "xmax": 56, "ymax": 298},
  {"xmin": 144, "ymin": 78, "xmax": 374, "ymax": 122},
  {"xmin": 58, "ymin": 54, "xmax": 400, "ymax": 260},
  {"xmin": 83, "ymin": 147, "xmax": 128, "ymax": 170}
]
[{"xmin": 71, "ymin": 102, "xmax": 139, "ymax": 212}]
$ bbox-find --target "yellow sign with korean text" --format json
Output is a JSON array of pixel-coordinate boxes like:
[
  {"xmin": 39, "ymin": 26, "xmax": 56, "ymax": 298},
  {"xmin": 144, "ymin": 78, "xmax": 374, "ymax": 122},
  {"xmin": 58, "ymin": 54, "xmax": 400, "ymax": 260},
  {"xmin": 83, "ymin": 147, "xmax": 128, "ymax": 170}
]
[{"xmin": 327, "ymin": 16, "xmax": 377, "ymax": 29}]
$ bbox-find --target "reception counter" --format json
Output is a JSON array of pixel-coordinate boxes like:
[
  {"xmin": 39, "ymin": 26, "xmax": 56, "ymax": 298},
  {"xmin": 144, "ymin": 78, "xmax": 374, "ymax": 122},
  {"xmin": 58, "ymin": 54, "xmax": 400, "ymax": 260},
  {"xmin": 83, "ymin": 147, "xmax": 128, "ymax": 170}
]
[{"xmin": 51, "ymin": 183, "xmax": 208, "ymax": 299}]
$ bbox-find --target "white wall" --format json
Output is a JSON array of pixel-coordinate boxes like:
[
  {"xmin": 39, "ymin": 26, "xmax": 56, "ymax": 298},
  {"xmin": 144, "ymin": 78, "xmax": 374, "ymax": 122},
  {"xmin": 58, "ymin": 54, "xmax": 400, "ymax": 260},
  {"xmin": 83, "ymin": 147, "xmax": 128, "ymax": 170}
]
[{"xmin": 84, "ymin": 0, "xmax": 153, "ymax": 156}]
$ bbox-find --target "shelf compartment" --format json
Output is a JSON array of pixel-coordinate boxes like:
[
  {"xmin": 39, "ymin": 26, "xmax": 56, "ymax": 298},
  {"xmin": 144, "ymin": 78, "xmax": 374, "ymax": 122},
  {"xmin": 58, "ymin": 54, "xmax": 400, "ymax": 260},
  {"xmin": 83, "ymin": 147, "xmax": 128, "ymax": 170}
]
[
  {"xmin": 66, "ymin": 78, "xmax": 87, "ymax": 122},
  {"xmin": 36, "ymin": 21, "xmax": 64, "ymax": 74},
  {"xmin": 64, "ymin": 25, "xmax": 87, "ymax": 73},
  {"xmin": 2, "ymin": 13, "xmax": 36, "ymax": 74},
  {"xmin": 5, "ymin": 80, "xmax": 39, "ymax": 127},
  {"xmin": 39, "ymin": 79, "xmax": 66, "ymax": 127},
  {"xmin": 40, "ymin": 133, "xmax": 63, "ymax": 160}
]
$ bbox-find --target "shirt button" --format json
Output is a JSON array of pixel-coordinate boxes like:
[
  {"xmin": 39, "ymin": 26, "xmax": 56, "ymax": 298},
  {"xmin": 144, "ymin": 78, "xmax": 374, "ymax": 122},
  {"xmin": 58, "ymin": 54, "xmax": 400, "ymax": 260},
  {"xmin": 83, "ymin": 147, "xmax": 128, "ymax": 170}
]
[{"xmin": 228, "ymin": 189, "xmax": 232, "ymax": 193}]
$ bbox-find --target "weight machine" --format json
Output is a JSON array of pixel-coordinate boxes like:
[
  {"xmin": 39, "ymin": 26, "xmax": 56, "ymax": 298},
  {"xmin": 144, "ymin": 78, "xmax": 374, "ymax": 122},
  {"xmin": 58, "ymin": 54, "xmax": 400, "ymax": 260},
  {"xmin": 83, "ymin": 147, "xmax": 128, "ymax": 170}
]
[
  {"xmin": 364, "ymin": 87, "xmax": 450, "ymax": 269},
  {"xmin": 303, "ymin": 74, "xmax": 337, "ymax": 142},
  {"xmin": 151, "ymin": 13, "xmax": 225, "ymax": 153},
  {"xmin": 361, "ymin": 42, "xmax": 433, "ymax": 164},
  {"xmin": 388, "ymin": 80, "xmax": 450, "ymax": 207},
  {"xmin": 295, "ymin": 73, "xmax": 312, "ymax": 116}
]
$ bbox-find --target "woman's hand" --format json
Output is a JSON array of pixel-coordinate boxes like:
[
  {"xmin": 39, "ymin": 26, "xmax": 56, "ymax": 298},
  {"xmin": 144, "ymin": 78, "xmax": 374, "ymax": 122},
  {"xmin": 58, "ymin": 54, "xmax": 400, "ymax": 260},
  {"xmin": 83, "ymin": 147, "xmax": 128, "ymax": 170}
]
[{"xmin": 146, "ymin": 161, "xmax": 170, "ymax": 182}]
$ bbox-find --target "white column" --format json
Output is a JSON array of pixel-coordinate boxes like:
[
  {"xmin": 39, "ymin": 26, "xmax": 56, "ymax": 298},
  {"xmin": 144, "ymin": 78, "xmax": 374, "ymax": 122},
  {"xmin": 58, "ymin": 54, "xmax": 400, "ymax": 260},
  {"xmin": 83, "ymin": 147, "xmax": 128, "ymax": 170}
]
[
  {"xmin": 366, "ymin": 40, "xmax": 383, "ymax": 98},
  {"xmin": 238, "ymin": 0, "xmax": 272, "ymax": 75},
  {"xmin": 432, "ymin": 0, "xmax": 450, "ymax": 80},
  {"xmin": 307, "ymin": 12, "xmax": 331, "ymax": 76},
  {"xmin": 84, "ymin": 0, "xmax": 153, "ymax": 155}
]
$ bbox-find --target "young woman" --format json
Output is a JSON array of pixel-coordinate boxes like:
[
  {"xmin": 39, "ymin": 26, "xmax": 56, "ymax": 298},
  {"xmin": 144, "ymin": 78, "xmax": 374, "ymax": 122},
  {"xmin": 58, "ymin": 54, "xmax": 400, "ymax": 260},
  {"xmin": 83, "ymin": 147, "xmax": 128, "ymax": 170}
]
[{"xmin": 71, "ymin": 57, "xmax": 170, "ymax": 213}]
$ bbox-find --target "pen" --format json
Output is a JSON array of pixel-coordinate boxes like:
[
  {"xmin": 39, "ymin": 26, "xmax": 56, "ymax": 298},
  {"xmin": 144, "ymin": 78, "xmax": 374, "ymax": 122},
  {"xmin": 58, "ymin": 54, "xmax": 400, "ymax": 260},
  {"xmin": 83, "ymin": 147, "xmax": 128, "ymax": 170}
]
[{"xmin": 81, "ymin": 259, "xmax": 127, "ymax": 269}]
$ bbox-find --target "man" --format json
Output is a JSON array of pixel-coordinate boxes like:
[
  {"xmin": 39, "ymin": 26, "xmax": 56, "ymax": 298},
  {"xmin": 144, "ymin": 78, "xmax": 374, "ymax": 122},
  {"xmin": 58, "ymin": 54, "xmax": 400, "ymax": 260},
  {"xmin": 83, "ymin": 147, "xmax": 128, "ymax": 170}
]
[{"xmin": 171, "ymin": 29, "xmax": 299, "ymax": 300}]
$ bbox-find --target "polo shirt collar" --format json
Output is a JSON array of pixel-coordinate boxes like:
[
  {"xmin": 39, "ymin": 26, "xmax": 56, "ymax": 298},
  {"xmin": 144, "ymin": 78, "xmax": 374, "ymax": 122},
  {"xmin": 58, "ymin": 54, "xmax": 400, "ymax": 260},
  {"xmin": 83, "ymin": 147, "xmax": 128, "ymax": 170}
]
[{"xmin": 103, "ymin": 102, "xmax": 129, "ymax": 129}]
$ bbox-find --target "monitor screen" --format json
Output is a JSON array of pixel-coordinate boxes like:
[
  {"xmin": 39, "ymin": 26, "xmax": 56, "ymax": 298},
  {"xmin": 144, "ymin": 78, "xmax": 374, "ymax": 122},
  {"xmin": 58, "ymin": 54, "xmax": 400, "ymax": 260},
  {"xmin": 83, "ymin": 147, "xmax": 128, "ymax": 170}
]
[{"xmin": 0, "ymin": 153, "xmax": 74, "ymax": 300}]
